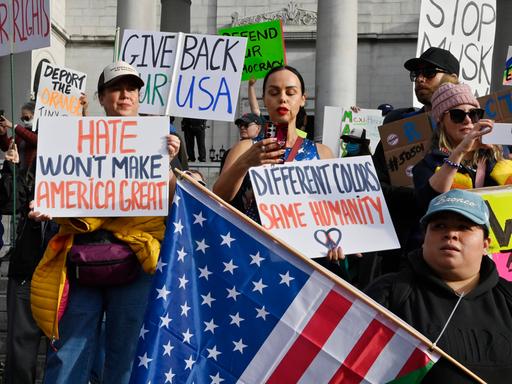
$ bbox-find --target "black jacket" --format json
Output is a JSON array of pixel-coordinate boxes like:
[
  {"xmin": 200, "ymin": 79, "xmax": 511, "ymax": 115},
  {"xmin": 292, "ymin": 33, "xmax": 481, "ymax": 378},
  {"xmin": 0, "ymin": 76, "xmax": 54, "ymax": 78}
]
[{"xmin": 366, "ymin": 250, "xmax": 512, "ymax": 383}]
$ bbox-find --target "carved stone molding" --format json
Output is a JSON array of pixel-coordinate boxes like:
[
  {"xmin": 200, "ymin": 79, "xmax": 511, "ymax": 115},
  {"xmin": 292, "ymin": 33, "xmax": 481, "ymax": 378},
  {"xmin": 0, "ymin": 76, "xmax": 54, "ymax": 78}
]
[{"xmin": 230, "ymin": 1, "xmax": 317, "ymax": 27}]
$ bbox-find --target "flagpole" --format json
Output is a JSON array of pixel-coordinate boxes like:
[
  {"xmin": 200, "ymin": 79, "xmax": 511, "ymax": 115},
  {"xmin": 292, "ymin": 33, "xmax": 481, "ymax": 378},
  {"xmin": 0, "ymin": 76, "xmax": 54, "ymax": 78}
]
[
  {"xmin": 113, "ymin": 26, "xmax": 120, "ymax": 61},
  {"xmin": 174, "ymin": 169, "xmax": 487, "ymax": 384},
  {"xmin": 8, "ymin": 12, "xmax": 17, "ymax": 247}
]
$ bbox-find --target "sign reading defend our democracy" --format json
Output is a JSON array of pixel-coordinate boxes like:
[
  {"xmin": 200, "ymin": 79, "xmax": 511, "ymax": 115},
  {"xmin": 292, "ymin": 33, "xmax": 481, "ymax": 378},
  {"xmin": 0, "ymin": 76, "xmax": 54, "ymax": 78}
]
[
  {"xmin": 34, "ymin": 117, "xmax": 170, "ymax": 217},
  {"xmin": 218, "ymin": 19, "xmax": 286, "ymax": 81},
  {"xmin": 249, "ymin": 156, "xmax": 400, "ymax": 257},
  {"xmin": 0, "ymin": 0, "xmax": 51, "ymax": 57}
]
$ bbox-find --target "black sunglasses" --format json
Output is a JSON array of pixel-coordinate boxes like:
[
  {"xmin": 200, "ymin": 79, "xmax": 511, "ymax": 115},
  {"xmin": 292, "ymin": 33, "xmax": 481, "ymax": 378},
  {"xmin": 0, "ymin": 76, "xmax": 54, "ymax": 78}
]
[
  {"xmin": 446, "ymin": 108, "xmax": 484, "ymax": 124},
  {"xmin": 409, "ymin": 67, "xmax": 448, "ymax": 82}
]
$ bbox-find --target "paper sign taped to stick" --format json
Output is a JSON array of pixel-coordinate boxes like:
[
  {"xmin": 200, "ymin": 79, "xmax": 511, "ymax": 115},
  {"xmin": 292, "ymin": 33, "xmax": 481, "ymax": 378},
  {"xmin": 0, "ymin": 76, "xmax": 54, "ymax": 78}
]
[
  {"xmin": 249, "ymin": 156, "xmax": 400, "ymax": 257},
  {"xmin": 218, "ymin": 20, "xmax": 286, "ymax": 81},
  {"xmin": 0, "ymin": 0, "xmax": 51, "ymax": 57},
  {"xmin": 378, "ymin": 112, "xmax": 433, "ymax": 187},
  {"xmin": 34, "ymin": 62, "xmax": 87, "ymax": 122},
  {"xmin": 473, "ymin": 185, "xmax": 512, "ymax": 254},
  {"xmin": 34, "ymin": 116, "xmax": 170, "ymax": 217},
  {"xmin": 167, "ymin": 32, "xmax": 247, "ymax": 121},
  {"xmin": 504, "ymin": 46, "xmax": 512, "ymax": 86},
  {"xmin": 120, "ymin": 30, "xmax": 178, "ymax": 115},
  {"xmin": 415, "ymin": 0, "xmax": 496, "ymax": 106},
  {"xmin": 481, "ymin": 123, "xmax": 512, "ymax": 145}
]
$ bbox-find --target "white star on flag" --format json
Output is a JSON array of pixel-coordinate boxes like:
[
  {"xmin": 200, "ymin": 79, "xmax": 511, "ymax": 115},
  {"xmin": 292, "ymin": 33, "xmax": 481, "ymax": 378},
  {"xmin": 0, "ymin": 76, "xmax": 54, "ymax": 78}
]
[
  {"xmin": 229, "ymin": 312, "xmax": 244, "ymax": 327},
  {"xmin": 198, "ymin": 265, "xmax": 212, "ymax": 280},
  {"xmin": 210, "ymin": 372, "xmax": 225, "ymax": 384},
  {"xmin": 195, "ymin": 238, "xmax": 209, "ymax": 253},
  {"xmin": 177, "ymin": 247, "xmax": 187, "ymax": 262},
  {"xmin": 184, "ymin": 355, "xmax": 195, "ymax": 370},
  {"xmin": 232, "ymin": 338, "xmax": 247, "ymax": 354},
  {"xmin": 249, "ymin": 251, "xmax": 265, "ymax": 266},
  {"xmin": 156, "ymin": 285, "xmax": 170, "ymax": 301},
  {"xmin": 206, "ymin": 345, "xmax": 222, "ymax": 361},
  {"xmin": 252, "ymin": 278, "xmax": 268, "ymax": 294},
  {"xmin": 182, "ymin": 328, "xmax": 193, "ymax": 344},
  {"xmin": 164, "ymin": 367, "xmax": 175, "ymax": 383},
  {"xmin": 137, "ymin": 352, "xmax": 153, "ymax": 368},
  {"xmin": 173, "ymin": 195, "xmax": 180, "ymax": 206},
  {"xmin": 139, "ymin": 324, "xmax": 149, "ymax": 340},
  {"xmin": 220, "ymin": 232, "xmax": 235, "ymax": 247},
  {"xmin": 223, "ymin": 259, "xmax": 238, "ymax": 274},
  {"xmin": 226, "ymin": 286, "xmax": 241, "ymax": 301},
  {"xmin": 180, "ymin": 301, "xmax": 191, "ymax": 317},
  {"xmin": 162, "ymin": 341, "xmax": 174, "ymax": 356},
  {"xmin": 193, "ymin": 211, "xmax": 206, "ymax": 226},
  {"xmin": 156, "ymin": 258, "xmax": 167, "ymax": 273},
  {"xmin": 279, "ymin": 271, "xmax": 295, "ymax": 286},
  {"xmin": 204, "ymin": 318, "xmax": 219, "ymax": 334},
  {"xmin": 159, "ymin": 313, "xmax": 172, "ymax": 329},
  {"xmin": 255, "ymin": 305, "xmax": 269, "ymax": 320},
  {"xmin": 173, "ymin": 219, "xmax": 184, "ymax": 234},
  {"xmin": 178, "ymin": 274, "xmax": 189, "ymax": 289},
  {"xmin": 201, "ymin": 292, "xmax": 216, "ymax": 307}
]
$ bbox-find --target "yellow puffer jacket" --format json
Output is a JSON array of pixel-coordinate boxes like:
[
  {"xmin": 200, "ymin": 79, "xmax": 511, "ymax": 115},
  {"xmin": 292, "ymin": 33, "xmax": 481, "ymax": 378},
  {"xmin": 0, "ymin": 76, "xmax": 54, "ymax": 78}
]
[{"xmin": 31, "ymin": 216, "xmax": 165, "ymax": 340}]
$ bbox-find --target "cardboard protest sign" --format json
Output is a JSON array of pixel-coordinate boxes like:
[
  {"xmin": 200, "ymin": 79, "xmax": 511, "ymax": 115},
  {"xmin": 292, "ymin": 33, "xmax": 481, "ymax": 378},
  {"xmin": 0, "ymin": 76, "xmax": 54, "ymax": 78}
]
[
  {"xmin": 504, "ymin": 46, "xmax": 512, "ymax": 86},
  {"xmin": 166, "ymin": 33, "xmax": 247, "ymax": 121},
  {"xmin": 473, "ymin": 185, "xmax": 512, "ymax": 254},
  {"xmin": 322, "ymin": 106, "xmax": 384, "ymax": 156},
  {"xmin": 34, "ymin": 63, "xmax": 87, "ymax": 123},
  {"xmin": 249, "ymin": 156, "xmax": 400, "ymax": 257},
  {"xmin": 415, "ymin": 0, "xmax": 496, "ymax": 105},
  {"xmin": 378, "ymin": 112, "xmax": 433, "ymax": 187},
  {"xmin": 34, "ymin": 116, "xmax": 169, "ymax": 217},
  {"xmin": 218, "ymin": 19, "xmax": 286, "ymax": 81},
  {"xmin": 0, "ymin": 0, "xmax": 51, "ymax": 57},
  {"xmin": 481, "ymin": 123, "xmax": 512, "ymax": 145},
  {"xmin": 120, "ymin": 30, "xmax": 178, "ymax": 115},
  {"xmin": 492, "ymin": 252, "xmax": 512, "ymax": 282},
  {"xmin": 478, "ymin": 88, "xmax": 512, "ymax": 123}
]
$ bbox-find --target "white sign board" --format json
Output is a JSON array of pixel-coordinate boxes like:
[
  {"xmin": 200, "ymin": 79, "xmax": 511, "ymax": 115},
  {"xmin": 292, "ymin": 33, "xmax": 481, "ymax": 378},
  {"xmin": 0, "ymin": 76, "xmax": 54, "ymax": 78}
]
[
  {"xmin": 0, "ymin": 0, "xmax": 51, "ymax": 57},
  {"xmin": 249, "ymin": 156, "xmax": 400, "ymax": 257},
  {"xmin": 34, "ymin": 116, "xmax": 170, "ymax": 217},
  {"xmin": 120, "ymin": 30, "xmax": 178, "ymax": 115},
  {"xmin": 34, "ymin": 62, "xmax": 87, "ymax": 121},
  {"xmin": 322, "ymin": 106, "xmax": 383, "ymax": 156},
  {"xmin": 415, "ymin": 0, "xmax": 497, "ymax": 106},
  {"xmin": 482, "ymin": 123, "xmax": 512, "ymax": 145},
  {"xmin": 167, "ymin": 33, "xmax": 247, "ymax": 121}
]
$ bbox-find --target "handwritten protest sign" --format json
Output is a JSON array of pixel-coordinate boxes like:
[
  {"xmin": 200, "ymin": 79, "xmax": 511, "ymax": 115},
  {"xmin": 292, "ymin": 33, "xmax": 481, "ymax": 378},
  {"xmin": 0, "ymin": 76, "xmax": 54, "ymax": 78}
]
[
  {"xmin": 249, "ymin": 156, "xmax": 400, "ymax": 257},
  {"xmin": 504, "ymin": 46, "xmax": 512, "ymax": 86},
  {"xmin": 0, "ymin": 0, "xmax": 51, "ymax": 57},
  {"xmin": 492, "ymin": 252, "xmax": 512, "ymax": 281},
  {"xmin": 322, "ymin": 106, "xmax": 384, "ymax": 156},
  {"xmin": 34, "ymin": 116, "xmax": 169, "ymax": 217},
  {"xmin": 218, "ymin": 20, "xmax": 286, "ymax": 81},
  {"xmin": 120, "ymin": 30, "xmax": 178, "ymax": 115},
  {"xmin": 415, "ymin": 0, "xmax": 496, "ymax": 105},
  {"xmin": 473, "ymin": 185, "xmax": 512, "ymax": 254},
  {"xmin": 167, "ymin": 33, "xmax": 247, "ymax": 121},
  {"xmin": 378, "ymin": 112, "xmax": 433, "ymax": 187},
  {"xmin": 478, "ymin": 88, "xmax": 512, "ymax": 123},
  {"xmin": 34, "ymin": 62, "xmax": 87, "ymax": 123}
]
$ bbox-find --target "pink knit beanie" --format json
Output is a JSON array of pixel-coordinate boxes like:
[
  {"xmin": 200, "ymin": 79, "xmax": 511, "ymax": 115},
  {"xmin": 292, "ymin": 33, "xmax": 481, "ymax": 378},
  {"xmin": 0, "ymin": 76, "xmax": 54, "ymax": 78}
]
[{"xmin": 430, "ymin": 83, "xmax": 480, "ymax": 123}]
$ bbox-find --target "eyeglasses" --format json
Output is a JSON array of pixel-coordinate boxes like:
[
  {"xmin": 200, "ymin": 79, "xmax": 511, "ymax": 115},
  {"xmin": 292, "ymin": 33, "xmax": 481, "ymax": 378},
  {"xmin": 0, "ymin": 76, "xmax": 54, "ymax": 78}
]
[
  {"xmin": 446, "ymin": 108, "xmax": 484, "ymax": 124},
  {"xmin": 20, "ymin": 115, "xmax": 32, "ymax": 122},
  {"xmin": 409, "ymin": 67, "xmax": 448, "ymax": 82}
]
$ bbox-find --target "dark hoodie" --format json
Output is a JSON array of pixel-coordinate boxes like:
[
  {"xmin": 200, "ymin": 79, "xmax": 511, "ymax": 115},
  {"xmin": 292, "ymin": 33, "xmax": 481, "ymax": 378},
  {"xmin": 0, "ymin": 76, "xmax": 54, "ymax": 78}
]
[{"xmin": 366, "ymin": 250, "xmax": 512, "ymax": 383}]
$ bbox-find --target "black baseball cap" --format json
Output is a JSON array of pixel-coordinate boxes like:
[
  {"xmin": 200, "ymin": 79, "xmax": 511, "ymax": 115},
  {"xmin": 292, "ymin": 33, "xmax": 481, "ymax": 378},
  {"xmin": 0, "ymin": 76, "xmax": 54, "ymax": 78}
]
[
  {"xmin": 235, "ymin": 113, "xmax": 263, "ymax": 126},
  {"xmin": 404, "ymin": 47, "xmax": 460, "ymax": 76}
]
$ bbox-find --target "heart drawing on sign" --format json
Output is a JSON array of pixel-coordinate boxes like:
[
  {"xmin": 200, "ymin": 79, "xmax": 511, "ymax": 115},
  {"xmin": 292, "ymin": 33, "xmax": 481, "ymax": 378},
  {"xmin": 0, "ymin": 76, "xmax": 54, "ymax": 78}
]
[{"xmin": 314, "ymin": 228, "xmax": 342, "ymax": 250}]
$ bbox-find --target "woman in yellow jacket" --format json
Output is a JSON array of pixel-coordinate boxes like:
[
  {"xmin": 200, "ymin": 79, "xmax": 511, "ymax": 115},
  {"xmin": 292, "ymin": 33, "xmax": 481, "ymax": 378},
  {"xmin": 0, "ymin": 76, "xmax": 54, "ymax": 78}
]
[{"xmin": 30, "ymin": 61, "xmax": 180, "ymax": 384}]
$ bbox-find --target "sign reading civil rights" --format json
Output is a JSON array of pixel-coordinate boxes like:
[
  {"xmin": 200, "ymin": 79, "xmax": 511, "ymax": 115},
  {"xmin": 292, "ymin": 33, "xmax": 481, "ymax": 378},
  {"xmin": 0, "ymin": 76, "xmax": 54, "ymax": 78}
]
[
  {"xmin": 249, "ymin": 156, "xmax": 400, "ymax": 257},
  {"xmin": 34, "ymin": 62, "xmax": 87, "ymax": 121},
  {"xmin": 120, "ymin": 30, "xmax": 178, "ymax": 115},
  {"xmin": 166, "ymin": 33, "xmax": 247, "ymax": 121},
  {"xmin": 34, "ymin": 116, "xmax": 170, "ymax": 217},
  {"xmin": 415, "ymin": 0, "xmax": 496, "ymax": 105},
  {"xmin": 218, "ymin": 19, "xmax": 286, "ymax": 81},
  {"xmin": 0, "ymin": 0, "xmax": 51, "ymax": 57}
]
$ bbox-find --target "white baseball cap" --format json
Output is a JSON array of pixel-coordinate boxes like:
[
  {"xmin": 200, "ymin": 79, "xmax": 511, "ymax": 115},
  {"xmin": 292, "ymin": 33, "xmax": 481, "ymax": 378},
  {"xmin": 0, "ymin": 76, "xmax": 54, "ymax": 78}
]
[{"xmin": 97, "ymin": 61, "xmax": 144, "ymax": 93}]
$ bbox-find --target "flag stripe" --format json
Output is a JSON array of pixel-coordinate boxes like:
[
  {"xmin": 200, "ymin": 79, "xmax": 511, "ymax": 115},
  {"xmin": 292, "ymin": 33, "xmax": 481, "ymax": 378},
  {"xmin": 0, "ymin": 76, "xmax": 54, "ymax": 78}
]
[
  {"xmin": 397, "ymin": 347, "xmax": 434, "ymax": 378},
  {"xmin": 328, "ymin": 319, "xmax": 395, "ymax": 384},
  {"xmin": 297, "ymin": 298, "xmax": 377, "ymax": 384},
  {"xmin": 267, "ymin": 289, "xmax": 352, "ymax": 383},
  {"xmin": 238, "ymin": 271, "xmax": 333, "ymax": 384}
]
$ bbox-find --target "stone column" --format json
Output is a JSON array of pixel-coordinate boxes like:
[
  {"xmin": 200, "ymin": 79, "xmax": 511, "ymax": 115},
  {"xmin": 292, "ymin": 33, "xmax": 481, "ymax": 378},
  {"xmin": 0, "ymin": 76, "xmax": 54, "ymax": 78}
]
[
  {"xmin": 491, "ymin": 0, "xmax": 512, "ymax": 92},
  {"xmin": 116, "ymin": 0, "xmax": 157, "ymax": 34},
  {"xmin": 314, "ymin": 0, "xmax": 358, "ymax": 141},
  {"xmin": 160, "ymin": 0, "xmax": 191, "ymax": 33}
]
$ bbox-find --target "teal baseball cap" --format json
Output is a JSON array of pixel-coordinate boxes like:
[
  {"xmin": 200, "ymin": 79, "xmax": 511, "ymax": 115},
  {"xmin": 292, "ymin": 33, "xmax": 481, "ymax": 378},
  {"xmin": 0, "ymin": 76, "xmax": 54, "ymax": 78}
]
[{"xmin": 420, "ymin": 189, "xmax": 490, "ymax": 231}]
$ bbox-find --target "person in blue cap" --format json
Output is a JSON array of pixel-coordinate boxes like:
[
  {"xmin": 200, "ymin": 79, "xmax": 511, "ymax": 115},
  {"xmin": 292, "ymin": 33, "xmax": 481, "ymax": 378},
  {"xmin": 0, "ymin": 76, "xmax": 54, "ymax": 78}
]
[{"xmin": 366, "ymin": 189, "xmax": 512, "ymax": 383}]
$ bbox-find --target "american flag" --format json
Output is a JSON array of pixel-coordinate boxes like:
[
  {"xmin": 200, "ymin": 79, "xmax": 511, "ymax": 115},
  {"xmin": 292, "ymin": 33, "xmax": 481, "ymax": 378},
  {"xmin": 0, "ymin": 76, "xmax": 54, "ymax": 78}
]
[{"xmin": 129, "ymin": 179, "xmax": 439, "ymax": 384}]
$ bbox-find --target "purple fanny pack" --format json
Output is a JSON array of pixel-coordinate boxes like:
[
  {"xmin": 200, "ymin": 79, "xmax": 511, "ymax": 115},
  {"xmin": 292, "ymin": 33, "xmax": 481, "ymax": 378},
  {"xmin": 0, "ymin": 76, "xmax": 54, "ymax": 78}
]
[{"xmin": 68, "ymin": 231, "xmax": 140, "ymax": 286}]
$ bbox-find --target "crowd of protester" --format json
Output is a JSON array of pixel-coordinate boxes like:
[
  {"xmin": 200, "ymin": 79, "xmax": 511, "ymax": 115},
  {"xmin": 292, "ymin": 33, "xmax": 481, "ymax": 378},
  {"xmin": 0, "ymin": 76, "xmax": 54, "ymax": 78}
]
[{"xmin": 0, "ymin": 46, "xmax": 511, "ymax": 383}]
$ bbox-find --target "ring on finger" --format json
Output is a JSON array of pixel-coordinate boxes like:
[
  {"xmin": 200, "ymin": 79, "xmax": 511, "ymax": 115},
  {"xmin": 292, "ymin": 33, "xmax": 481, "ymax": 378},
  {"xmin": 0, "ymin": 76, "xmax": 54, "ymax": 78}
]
[{"xmin": 261, "ymin": 145, "xmax": 266, "ymax": 152}]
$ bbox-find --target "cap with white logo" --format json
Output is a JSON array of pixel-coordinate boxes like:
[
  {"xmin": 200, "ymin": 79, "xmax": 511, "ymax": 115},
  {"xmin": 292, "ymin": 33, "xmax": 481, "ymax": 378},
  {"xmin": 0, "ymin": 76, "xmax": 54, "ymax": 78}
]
[{"xmin": 97, "ymin": 61, "xmax": 144, "ymax": 93}]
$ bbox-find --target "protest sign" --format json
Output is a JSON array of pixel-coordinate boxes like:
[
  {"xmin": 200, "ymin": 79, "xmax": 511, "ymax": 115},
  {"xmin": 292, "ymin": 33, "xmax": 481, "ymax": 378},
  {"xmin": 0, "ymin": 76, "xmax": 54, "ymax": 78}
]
[
  {"xmin": 492, "ymin": 252, "xmax": 512, "ymax": 282},
  {"xmin": 249, "ymin": 156, "xmax": 400, "ymax": 257},
  {"xmin": 378, "ymin": 112, "xmax": 433, "ymax": 187},
  {"xmin": 218, "ymin": 19, "xmax": 286, "ymax": 81},
  {"xmin": 322, "ymin": 106, "xmax": 383, "ymax": 156},
  {"xmin": 473, "ymin": 185, "xmax": 512, "ymax": 254},
  {"xmin": 34, "ymin": 62, "xmax": 87, "ymax": 123},
  {"xmin": 478, "ymin": 88, "xmax": 512, "ymax": 123},
  {"xmin": 167, "ymin": 32, "xmax": 247, "ymax": 121},
  {"xmin": 120, "ymin": 30, "xmax": 178, "ymax": 115},
  {"xmin": 481, "ymin": 123, "xmax": 512, "ymax": 145},
  {"xmin": 34, "ymin": 116, "xmax": 170, "ymax": 217},
  {"xmin": 504, "ymin": 46, "xmax": 512, "ymax": 86},
  {"xmin": 0, "ymin": 0, "xmax": 51, "ymax": 57},
  {"xmin": 415, "ymin": 0, "xmax": 496, "ymax": 106}
]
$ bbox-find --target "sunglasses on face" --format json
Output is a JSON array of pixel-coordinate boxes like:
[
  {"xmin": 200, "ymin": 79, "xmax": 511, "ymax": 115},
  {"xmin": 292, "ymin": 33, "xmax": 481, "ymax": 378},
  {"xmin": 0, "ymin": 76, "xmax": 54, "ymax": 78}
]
[
  {"xmin": 446, "ymin": 108, "xmax": 484, "ymax": 124},
  {"xmin": 409, "ymin": 67, "xmax": 448, "ymax": 82},
  {"xmin": 20, "ymin": 116, "xmax": 32, "ymax": 122}
]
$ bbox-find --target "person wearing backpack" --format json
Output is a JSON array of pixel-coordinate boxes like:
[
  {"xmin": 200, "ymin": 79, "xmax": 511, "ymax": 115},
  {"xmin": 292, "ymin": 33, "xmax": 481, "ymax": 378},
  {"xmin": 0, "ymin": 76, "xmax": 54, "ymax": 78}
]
[{"xmin": 366, "ymin": 189, "xmax": 512, "ymax": 383}]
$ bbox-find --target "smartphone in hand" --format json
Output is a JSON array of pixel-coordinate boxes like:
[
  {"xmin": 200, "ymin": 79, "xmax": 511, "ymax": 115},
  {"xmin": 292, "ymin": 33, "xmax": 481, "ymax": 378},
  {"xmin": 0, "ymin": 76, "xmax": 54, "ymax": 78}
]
[
  {"xmin": 0, "ymin": 109, "xmax": 4, "ymax": 121},
  {"xmin": 265, "ymin": 122, "xmax": 288, "ymax": 148}
]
